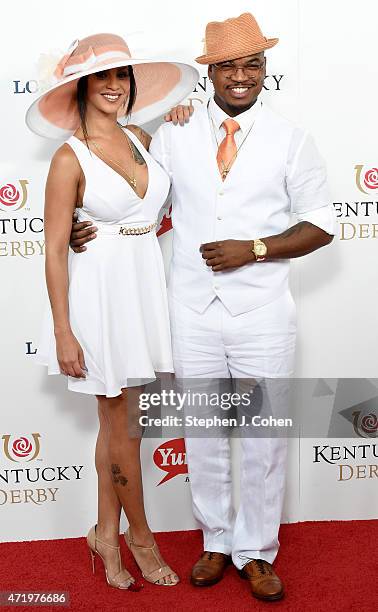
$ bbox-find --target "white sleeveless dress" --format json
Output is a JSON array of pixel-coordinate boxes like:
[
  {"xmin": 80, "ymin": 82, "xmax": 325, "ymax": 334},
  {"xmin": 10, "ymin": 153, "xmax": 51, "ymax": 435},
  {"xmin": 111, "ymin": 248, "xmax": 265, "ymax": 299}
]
[{"xmin": 37, "ymin": 128, "xmax": 174, "ymax": 397}]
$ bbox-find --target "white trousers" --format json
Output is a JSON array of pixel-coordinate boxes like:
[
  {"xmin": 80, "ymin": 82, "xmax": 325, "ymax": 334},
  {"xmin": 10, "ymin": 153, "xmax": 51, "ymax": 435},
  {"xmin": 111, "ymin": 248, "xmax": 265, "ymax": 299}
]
[{"xmin": 168, "ymin": 291, "xmax": 296, "ymax": 568}]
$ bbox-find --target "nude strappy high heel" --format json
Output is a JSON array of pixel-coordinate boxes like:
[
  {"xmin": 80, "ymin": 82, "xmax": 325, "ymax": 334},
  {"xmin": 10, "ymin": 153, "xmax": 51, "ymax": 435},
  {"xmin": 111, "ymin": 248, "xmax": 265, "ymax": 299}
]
[
  {"xmin": 87, "ymin": 525, "xmax": 142, "ymax": 591},
  {"xmin": 124, "ymin": 528, "xmax": 179, "ymax": 586}
]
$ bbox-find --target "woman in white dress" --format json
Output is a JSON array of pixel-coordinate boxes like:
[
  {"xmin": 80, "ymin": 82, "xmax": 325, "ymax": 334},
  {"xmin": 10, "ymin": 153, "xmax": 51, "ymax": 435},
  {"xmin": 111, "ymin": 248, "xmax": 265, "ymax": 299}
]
[{"xmin": 26, "ymin": 33, "xmax": 197, "ymax": 590}]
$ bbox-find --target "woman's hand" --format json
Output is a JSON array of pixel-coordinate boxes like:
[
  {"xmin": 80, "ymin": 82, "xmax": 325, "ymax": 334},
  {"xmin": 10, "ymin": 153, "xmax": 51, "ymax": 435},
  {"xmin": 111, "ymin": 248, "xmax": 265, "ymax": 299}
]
[
  {"xmin": 164, "ymin": 104, "xmax": 194, "ymax": 126},
  {"xmin": 56, "ymin": 330, "xmax": 87, "ymax": 378}
]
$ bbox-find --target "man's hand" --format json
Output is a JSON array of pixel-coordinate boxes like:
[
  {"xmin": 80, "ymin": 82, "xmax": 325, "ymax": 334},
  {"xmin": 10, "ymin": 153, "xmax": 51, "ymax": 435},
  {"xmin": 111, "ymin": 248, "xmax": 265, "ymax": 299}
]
[
  {"xmin": 69, "ymin": 213, "xmax": 97, "ymax": 253},
  {"xmin": 200, "ymin": 240, "xmax": 254, "ymax": 271},
  {"xmin": 164, "ymin": 104, "xmax": 194, "ymax": 126}
]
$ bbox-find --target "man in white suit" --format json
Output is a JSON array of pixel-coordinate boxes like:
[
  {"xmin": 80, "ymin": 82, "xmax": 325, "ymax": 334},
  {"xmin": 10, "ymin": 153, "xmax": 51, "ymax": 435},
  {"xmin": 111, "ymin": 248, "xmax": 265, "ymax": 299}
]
[{"xmin": 71, "ymin": 13, "xmax": 334, "ymax": 601}]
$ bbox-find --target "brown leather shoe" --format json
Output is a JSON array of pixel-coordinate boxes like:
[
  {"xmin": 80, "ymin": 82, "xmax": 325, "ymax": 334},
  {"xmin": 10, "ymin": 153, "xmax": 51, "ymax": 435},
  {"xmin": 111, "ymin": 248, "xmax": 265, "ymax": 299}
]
[
  {"xmin": 191, "ymin": 551, "xmax": 231, "ymax": 586},
  {"xmin": 239, "ymin": 559, "xmax": 284, "ymax": 601}
]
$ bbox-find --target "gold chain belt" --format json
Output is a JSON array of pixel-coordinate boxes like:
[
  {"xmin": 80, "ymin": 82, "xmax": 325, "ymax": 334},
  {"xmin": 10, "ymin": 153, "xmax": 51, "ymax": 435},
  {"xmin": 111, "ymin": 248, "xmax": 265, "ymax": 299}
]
[{"xmin": 118, "ymin": 221, "xmax": 157, "ymax": 236}]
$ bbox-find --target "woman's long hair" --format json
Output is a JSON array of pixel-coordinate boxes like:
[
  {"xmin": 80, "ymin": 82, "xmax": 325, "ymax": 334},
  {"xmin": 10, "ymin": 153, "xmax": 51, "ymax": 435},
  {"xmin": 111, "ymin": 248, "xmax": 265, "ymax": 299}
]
[{"xmin": 77, "ymin": 66, "xmax": 137, "ymax": 146}]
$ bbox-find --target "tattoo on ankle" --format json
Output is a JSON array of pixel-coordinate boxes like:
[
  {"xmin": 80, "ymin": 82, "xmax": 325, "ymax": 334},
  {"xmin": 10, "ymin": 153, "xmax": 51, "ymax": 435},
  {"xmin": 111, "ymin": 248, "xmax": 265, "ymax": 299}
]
[
  {"xmin": 130, "ymin": 141, "xmax": 146, "ymax": 165},
  {"xmin": 111, "ymin": 463, "xmax": 128, "ymax": 486}
]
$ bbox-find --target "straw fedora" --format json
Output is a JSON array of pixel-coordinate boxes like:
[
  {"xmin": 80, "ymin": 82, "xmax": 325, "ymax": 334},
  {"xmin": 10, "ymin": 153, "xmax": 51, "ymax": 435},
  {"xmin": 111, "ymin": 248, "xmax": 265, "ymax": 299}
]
[
  {"xmin": 195, "ymin": 13, "xmax": 278, "ymax": 65},
  {"xmin": 26, "ymin": 33, "xmax": 199, "ymax": 139}
]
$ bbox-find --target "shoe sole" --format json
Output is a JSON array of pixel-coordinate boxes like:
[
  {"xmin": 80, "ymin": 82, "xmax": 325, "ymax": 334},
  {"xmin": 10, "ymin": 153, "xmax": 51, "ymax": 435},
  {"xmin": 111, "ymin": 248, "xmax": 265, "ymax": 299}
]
[
  {"xmin": 190, "ymin": 575, "xmax": 224, "ymax": 587},
  {"xmin": 252, "ymin": 591, "xmax": 284, "ymax": 601}
]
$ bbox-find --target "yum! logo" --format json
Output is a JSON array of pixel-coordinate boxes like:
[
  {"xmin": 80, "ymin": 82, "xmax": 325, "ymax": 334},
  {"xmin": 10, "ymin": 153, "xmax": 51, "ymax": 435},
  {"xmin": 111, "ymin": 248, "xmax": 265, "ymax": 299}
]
[
  {"xmin": 1, "ymin": 433, "xmax": 41, "ymax": 462},
  {"xmin": 355, "ymin": 165, "xmax": 378, "ymax": 194},
  {"xmin": 153, "ymin": 438, "xmax": 188, "ymax": 485},
  {"xmin": 0, "ymin": 180, "xmax": 29, "ymax": 213}
]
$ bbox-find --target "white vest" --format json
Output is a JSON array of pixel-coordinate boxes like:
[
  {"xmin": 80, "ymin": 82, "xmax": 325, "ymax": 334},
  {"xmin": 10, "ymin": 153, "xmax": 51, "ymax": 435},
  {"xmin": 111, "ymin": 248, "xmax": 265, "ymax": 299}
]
[{"xmin": 154, "ymin": 104, "xmax": 327, "ymax": 316}]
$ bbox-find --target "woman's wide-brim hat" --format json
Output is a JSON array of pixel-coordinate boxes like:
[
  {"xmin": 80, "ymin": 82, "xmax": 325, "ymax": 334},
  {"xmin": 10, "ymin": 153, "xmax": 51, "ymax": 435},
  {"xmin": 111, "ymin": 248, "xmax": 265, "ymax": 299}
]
[
  {"xmin": 196, "ymin": 12, "xmax": 278, "ymax": 65},
  {"xmin": 26, "ymin": 33, "xmax": 199, "ymax": 139}
]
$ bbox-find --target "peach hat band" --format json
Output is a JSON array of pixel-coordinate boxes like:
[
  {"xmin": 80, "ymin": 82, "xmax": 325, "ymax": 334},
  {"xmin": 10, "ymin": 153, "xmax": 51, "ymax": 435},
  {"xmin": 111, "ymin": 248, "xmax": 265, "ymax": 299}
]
[{"xmin": 55, "ymin": 43, "xmax": 132, "ymax": 79}]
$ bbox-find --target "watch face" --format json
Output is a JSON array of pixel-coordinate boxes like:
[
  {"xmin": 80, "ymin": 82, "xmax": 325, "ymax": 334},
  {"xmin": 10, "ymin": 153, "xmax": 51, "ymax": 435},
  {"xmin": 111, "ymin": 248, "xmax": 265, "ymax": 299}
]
[{"xmin": 255, "ymin": 243, "xmax": 267, "ymax": 256}]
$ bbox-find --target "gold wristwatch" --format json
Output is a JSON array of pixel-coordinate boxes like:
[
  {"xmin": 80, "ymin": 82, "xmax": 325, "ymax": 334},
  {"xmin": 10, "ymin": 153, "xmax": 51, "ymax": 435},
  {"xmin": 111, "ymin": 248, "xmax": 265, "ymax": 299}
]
[{"xmin": 251, "ymin": 238, "xmax": 267, "ymax": 261}]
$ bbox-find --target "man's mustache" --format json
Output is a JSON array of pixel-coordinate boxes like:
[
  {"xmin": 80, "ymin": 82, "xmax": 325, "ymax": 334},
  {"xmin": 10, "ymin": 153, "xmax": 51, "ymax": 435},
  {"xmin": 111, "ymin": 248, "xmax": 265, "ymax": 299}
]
[{"xmin": 226, "ymin": 81, "xmax": 257, "ymax": 88}]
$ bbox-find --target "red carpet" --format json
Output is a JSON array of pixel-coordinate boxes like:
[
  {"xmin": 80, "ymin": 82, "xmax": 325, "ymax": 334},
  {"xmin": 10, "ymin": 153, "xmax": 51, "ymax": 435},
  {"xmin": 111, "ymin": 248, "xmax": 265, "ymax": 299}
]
[{"xmin": 0, "ymin": 521, "xmax": 376, "ymax": 612}]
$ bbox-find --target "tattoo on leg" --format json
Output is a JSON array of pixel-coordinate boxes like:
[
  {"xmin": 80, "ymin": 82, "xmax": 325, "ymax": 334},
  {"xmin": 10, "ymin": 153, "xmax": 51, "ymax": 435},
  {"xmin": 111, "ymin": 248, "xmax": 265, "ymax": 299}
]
[
  {"xmin": 111, "ymin": 463, "xmax": 128, "ymax": 486},
  {"xmin": 130, "ymin": 141, "xmax": 146, "ymax": 165}
]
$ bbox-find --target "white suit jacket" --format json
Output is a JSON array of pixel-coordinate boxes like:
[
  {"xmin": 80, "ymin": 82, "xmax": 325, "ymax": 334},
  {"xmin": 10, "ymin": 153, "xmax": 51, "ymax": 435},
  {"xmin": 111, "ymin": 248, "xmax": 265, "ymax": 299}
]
[{"xmin": 150, "ymin": 99, "xmax": 335, "ymax": 316}]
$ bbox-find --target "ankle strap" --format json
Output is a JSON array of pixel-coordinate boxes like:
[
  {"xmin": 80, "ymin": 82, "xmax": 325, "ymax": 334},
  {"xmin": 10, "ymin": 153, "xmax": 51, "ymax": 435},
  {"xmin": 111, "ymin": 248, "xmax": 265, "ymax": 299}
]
[
  {"xmin": 95, "ymin": 535, "xmax": 120, "ymax": 550},
  {"xmin": 130, "ymin": 540, "xmax": 155, "ymax": 551},
  {"xmin": 127, "ymin": 529, "xmax": 155, "ymax": 550}
]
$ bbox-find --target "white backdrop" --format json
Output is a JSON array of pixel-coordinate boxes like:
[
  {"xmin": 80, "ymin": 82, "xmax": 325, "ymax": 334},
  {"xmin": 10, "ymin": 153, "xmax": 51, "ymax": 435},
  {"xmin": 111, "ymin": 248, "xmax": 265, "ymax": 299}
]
[{"xmin": 1, "ymin": 0, "xmax": 377, "ymax": 542}]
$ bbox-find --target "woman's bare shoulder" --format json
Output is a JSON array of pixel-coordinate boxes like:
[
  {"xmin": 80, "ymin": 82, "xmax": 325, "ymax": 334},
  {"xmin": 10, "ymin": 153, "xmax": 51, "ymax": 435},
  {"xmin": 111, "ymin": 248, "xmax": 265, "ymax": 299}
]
[{"xmin": 50, "ymin": 143, "xmax": 81, "ymax": 176}]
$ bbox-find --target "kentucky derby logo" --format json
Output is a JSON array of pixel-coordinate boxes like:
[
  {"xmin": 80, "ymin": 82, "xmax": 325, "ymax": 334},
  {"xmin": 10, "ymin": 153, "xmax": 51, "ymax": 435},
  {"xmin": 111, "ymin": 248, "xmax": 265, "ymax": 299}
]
[
  {"xmin": 352, "ymin": 411, "xmax": 378, "ymax": 438},
  {"xmin": 153, "ymin": 438, "xmax": 187, "ymax": 485},
  {"xmin": 0, "ymin": 180, "xmax": 29, "ymax": 212},
  {"xmin": 2, "ymin": 433, "xmax": 41, "ymax": 462},
  {"xmin": 157, "ymin": 205, "xmax": 172, "ymax": 237},
  {"xmin": 355, "ymin": 165, "xmax": 378, "ymax": 195}
]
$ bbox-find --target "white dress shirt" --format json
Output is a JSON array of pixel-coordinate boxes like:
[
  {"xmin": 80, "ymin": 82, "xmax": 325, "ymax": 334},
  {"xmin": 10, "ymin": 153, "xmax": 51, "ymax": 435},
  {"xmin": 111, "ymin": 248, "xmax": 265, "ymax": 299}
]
[
  {"xmin": 150, "ymin": 97, "xmax": 335, "ymax": 316},
  {"xmin": 208, "ymin": 97, "xmax": 335, "ymax": 232}
]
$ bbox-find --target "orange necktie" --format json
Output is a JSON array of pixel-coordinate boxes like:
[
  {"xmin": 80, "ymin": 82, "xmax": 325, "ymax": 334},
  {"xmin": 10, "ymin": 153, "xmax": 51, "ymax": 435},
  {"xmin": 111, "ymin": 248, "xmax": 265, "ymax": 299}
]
[{"xmin": 216, "ymin": 118, "xmax": 240, "ymax": 180}]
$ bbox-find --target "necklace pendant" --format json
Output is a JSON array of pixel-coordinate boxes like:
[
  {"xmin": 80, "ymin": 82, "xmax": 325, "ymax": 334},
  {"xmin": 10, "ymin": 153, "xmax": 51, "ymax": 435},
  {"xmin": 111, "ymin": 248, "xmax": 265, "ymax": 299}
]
[
  {"xmin": 222, "ymin": 169, "xmax": 229, "ymax": 180},
  {"xmin": 130, "ymin": 178, "xmax": 137, "ymax": 188}
]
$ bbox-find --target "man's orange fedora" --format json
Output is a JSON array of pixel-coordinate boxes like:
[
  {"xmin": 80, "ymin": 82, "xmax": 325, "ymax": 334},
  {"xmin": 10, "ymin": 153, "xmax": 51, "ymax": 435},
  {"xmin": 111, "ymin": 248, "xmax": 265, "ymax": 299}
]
[{"xmin": 196, "ymin": 13, "xmax": 278, "ymax": 65}]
